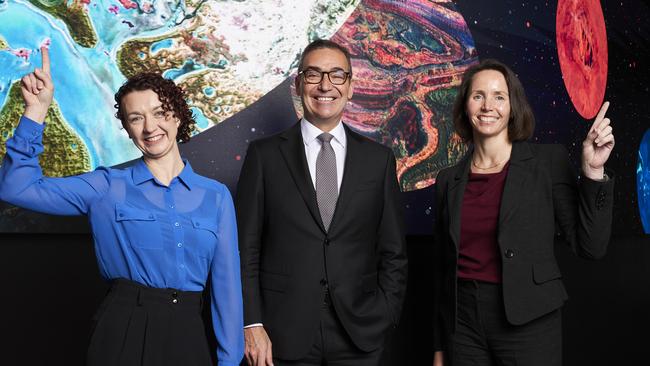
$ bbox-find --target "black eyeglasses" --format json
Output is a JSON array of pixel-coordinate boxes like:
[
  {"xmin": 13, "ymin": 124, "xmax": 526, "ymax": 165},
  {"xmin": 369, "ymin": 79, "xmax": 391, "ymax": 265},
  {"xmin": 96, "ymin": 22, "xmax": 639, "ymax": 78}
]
[{"xmin": 299, "ymin": 68, "xmax": 351, "ymax": 85}]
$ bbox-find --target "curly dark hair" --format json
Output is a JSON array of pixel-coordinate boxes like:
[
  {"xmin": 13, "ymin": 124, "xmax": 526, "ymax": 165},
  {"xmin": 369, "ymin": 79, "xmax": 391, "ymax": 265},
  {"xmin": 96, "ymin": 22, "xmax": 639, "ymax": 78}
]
[
  {"xmin": 114, "ymin": 73, "xmax": 196, "ymax": 143},
  {"xmin": 452, "ymin": 59, "xmax": 535, "ymax": 143}
]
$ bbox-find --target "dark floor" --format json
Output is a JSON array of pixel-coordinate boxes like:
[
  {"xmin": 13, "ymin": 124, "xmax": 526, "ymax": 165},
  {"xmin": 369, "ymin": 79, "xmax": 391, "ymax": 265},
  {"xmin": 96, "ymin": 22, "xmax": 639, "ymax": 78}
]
[{"xmin": 1, "ymin": 233, "xmax": 647, "ymax": 365}]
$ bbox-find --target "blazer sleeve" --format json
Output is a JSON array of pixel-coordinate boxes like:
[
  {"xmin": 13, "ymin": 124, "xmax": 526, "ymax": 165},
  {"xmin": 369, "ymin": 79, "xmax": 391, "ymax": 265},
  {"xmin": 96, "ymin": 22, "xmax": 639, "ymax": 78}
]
[
  {"xmin": 376, "ymin": 149, "xmax": 408, "ymax": 327},
  {"xmin": 235, "ymin": 142, "xmax": 265, "ymax": 325},
  {"xmin": 552, "ymin": 145, "xmax": 614, "ymax": 259}
]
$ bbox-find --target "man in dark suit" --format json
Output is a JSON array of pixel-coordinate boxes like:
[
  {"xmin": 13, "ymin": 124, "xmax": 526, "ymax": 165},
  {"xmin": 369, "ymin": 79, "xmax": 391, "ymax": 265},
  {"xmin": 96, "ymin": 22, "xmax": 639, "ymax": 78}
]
[{"xmin": 235, "ymin": 39, "xmax": 407, "ymax": 366}]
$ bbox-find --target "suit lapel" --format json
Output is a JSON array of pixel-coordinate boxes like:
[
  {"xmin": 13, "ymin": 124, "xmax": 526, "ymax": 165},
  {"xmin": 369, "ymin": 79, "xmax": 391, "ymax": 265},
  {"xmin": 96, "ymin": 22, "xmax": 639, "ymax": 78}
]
[
  {"xmin": 498, "ymin": 142, "xmax": 533, "ymax": 230},
  {"xmin": 447, "ymin": 154, "xmax": 471, "ymax": 249},
  {"xmin": 279, "ymin": 122, "xmax": 326, "ymax": 233},
  {"xmin": 327, "ymin": 124, "xmax": 363, "ymax": 233}
]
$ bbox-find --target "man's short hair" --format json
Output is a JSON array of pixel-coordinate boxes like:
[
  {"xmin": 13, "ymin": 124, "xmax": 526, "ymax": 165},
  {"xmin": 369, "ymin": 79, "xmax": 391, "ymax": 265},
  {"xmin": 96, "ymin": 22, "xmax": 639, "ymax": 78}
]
[{"xmin": 298, "ymin": 39, "xmax": 353, "ymax": 76}]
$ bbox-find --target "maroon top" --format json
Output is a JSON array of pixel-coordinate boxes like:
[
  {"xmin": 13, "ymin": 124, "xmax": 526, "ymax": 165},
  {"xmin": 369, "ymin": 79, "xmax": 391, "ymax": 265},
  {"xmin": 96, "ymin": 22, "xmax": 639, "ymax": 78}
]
[{"xmin": 457, "ymin": 162, "xmax": 510, "ymax": 283}]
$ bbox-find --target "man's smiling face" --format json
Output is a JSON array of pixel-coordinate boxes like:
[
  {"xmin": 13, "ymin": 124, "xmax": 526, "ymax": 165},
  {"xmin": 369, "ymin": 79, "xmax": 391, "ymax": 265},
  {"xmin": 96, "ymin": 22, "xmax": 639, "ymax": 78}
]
[{"xmin": 295, "ymin": 47, "xmax": 354, "ymax": 129}]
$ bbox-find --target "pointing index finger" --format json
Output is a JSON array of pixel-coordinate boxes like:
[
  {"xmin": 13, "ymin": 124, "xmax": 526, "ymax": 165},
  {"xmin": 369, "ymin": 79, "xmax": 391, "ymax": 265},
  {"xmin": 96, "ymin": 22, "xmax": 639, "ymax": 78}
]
[
  {"xmin": 590, "ymin": 101, "xmax": 610, "ymax": 133},
  {"xmin": 595, "ymin": 101, "xmax": 610, "ymax": 122},
  {"xmin": 41, "ymin": 46, "xmax": 51, "ymax": 74}
]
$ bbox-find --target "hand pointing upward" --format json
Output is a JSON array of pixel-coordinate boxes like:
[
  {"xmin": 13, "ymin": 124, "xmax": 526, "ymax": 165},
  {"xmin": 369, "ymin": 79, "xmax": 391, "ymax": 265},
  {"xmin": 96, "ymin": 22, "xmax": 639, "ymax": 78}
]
[
  {"xmin": 22, "ymin": 46, "xmax": 54, "ymax": 124},
  {"xmin": 581, "ymin": 101, "xmax": 615, "ymax": 180}
]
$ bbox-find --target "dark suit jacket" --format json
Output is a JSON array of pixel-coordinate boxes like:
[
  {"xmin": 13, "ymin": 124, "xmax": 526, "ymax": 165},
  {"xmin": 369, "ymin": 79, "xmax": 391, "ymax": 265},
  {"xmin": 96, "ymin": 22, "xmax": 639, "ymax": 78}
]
[
  {"xmin": 432, "ymin": 142, "xmax": 614, "ymax": 349},
  {"xmin": 235, "ymin": 122, "xmax": 407, "ymax": 360}
]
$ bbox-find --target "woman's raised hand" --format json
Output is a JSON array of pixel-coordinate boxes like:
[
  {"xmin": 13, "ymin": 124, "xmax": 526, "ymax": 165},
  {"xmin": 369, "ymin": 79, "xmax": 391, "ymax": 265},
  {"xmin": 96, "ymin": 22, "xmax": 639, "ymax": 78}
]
[
  {"xmin": 581, "ymin": 101, "xmax": 615, "ymax": 180},
  {"xmin": 22, "ymin": 46, "xmax": 54, "ymax": 123}
]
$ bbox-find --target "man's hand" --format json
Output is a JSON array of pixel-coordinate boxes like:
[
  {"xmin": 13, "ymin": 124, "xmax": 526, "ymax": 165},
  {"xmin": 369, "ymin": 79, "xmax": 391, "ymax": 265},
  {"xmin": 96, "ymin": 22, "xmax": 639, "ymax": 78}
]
[
  {"xmin": 22, "ymin": 46, "xmax": 53, "ymax": 123},
  {"xmin": 433, "ymin": 350, "xmax": 444, "ymax": 366},
  {"xmin": 244, "ymin": 326, "xmax": 273, "ymax": 366}
]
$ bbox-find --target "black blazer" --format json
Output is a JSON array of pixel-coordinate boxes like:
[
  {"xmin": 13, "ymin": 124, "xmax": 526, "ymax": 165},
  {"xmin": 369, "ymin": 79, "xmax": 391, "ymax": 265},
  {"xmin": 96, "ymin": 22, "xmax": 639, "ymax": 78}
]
[
  {"xmin": 235, "ymin": 122, "xmax": 407, "ymax": 360},
  {"xmin": 432, "ymin": 142, "xmax": 614, "ymax": 348}
]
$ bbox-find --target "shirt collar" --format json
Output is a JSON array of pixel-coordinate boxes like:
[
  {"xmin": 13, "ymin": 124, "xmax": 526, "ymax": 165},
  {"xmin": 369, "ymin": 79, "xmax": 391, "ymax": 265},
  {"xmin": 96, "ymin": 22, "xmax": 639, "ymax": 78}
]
[
  {"xmin": 300, "ymin": 118, "xmax": 347, "ymax": 148},
  {"xmin": 132, "ymin": 158, "xmax": 195, "ymax": 190}
]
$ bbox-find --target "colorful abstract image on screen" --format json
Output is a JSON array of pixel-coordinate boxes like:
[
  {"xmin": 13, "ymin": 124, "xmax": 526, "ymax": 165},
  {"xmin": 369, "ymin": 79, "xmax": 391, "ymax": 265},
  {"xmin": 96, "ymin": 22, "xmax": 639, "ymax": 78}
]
[
  {"xmin": 0, "ymin": 0, "xmax": 360, "ymax": 175},
  {"xmin": 292, "ymin": 0, "xmax": 477, "ymax": 191}
]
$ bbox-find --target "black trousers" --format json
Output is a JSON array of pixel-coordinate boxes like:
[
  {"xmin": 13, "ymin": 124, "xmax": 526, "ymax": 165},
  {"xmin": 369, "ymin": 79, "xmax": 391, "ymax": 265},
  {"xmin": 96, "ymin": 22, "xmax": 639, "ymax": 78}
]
[
  {"xmin": 449, "ymin": 280, "xmax": 562, "ymax": 366},
  {"xmin": 86, "ymin": 278, "xmax": 213, "ymax": 366},
  {"xmin": 273, "ymin": 293, "xmax": 384, "ymax": 366}
]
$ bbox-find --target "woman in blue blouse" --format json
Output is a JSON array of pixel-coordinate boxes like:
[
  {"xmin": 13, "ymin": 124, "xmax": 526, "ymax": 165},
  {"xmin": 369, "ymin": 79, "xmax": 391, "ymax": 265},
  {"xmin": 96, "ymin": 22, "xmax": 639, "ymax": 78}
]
[{"xmin": 0, "ymin": 48, "xmax": 244, "ymax": 366}]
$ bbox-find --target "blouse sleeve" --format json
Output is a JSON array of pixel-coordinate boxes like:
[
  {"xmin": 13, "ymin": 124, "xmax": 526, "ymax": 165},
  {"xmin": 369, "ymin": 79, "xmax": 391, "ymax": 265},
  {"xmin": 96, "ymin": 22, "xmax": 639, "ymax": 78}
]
[
  {"xmin": 209, "ymin": 185, "xmax": 244, "ymax": 365},
  {"xmin": 0, "ymin": 116, "xmax": 108, "ymax": 215}
]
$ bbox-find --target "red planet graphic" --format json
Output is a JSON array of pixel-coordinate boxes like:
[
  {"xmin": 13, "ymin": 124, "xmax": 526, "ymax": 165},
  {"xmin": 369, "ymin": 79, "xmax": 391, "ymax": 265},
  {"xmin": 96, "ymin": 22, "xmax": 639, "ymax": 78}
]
[{"xmin": 556, "ymin": 0, "xmax": 608, "ymax": 119}]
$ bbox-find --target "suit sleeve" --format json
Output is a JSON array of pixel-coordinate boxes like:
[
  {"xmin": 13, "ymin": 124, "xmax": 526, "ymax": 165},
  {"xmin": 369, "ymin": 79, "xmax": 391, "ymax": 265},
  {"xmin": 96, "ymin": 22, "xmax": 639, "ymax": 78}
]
[
  {"xmin": 552, "ymin": 145, "xmax": 614, "ymax": 259},
  {"xmin": 377, "ymin": 149, "xmax": 408, "ymax": 327},
  {"xmin": 235, "ymin": 142, "xmax": 265, "ymax": 325}
]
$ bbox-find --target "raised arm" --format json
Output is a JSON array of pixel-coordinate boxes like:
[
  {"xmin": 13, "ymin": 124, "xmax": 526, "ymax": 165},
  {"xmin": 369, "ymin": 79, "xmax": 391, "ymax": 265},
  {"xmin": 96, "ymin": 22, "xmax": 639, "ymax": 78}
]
[
  {"xmin": 0, "ymin": 47, "xmax": 107, "ymax": 215},
  {"xmin": 554, "ymin": 101, "xmax": 615, "ymax": 259}
]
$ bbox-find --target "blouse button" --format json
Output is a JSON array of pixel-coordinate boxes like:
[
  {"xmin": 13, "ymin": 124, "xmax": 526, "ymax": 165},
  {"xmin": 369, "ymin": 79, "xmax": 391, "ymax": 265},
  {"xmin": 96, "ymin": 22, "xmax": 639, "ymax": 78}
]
[
  {"xmin": 174, "ymin": 222, "xmax": 180, "ymax": 227},
  {"xmin": 504, "ymin": 249, "xmax": 515, "ymax": 258},
  {"xmin": 177, "ymin": 243, "xmax": 183, "ymax": 248}
]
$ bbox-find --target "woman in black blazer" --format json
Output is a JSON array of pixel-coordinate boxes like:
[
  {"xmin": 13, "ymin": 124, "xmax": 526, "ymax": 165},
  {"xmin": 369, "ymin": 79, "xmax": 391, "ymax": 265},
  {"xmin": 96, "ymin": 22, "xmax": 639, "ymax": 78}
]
[{"xmin": 432, "ymin": 59, "xmax": 615, "ymax": 366}]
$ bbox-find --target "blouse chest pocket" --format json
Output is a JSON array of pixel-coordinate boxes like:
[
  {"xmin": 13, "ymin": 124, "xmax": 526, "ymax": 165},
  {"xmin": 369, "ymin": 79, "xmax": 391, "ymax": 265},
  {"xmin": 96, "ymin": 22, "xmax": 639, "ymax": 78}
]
[
  {"xmin": 190, "ymin": 217, "xmax": 218, "ymax": 260},
  {"xmin": 115, "ymin": 203, "xmax": 163, "ymax": 250}
]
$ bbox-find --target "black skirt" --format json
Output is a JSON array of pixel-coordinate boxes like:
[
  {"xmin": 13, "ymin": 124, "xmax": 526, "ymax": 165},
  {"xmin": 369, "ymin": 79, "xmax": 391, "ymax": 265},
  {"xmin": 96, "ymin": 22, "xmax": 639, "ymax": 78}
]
[{"xmin": 86, "ymin": 278, "xmax": 213, "ymax": 366}]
